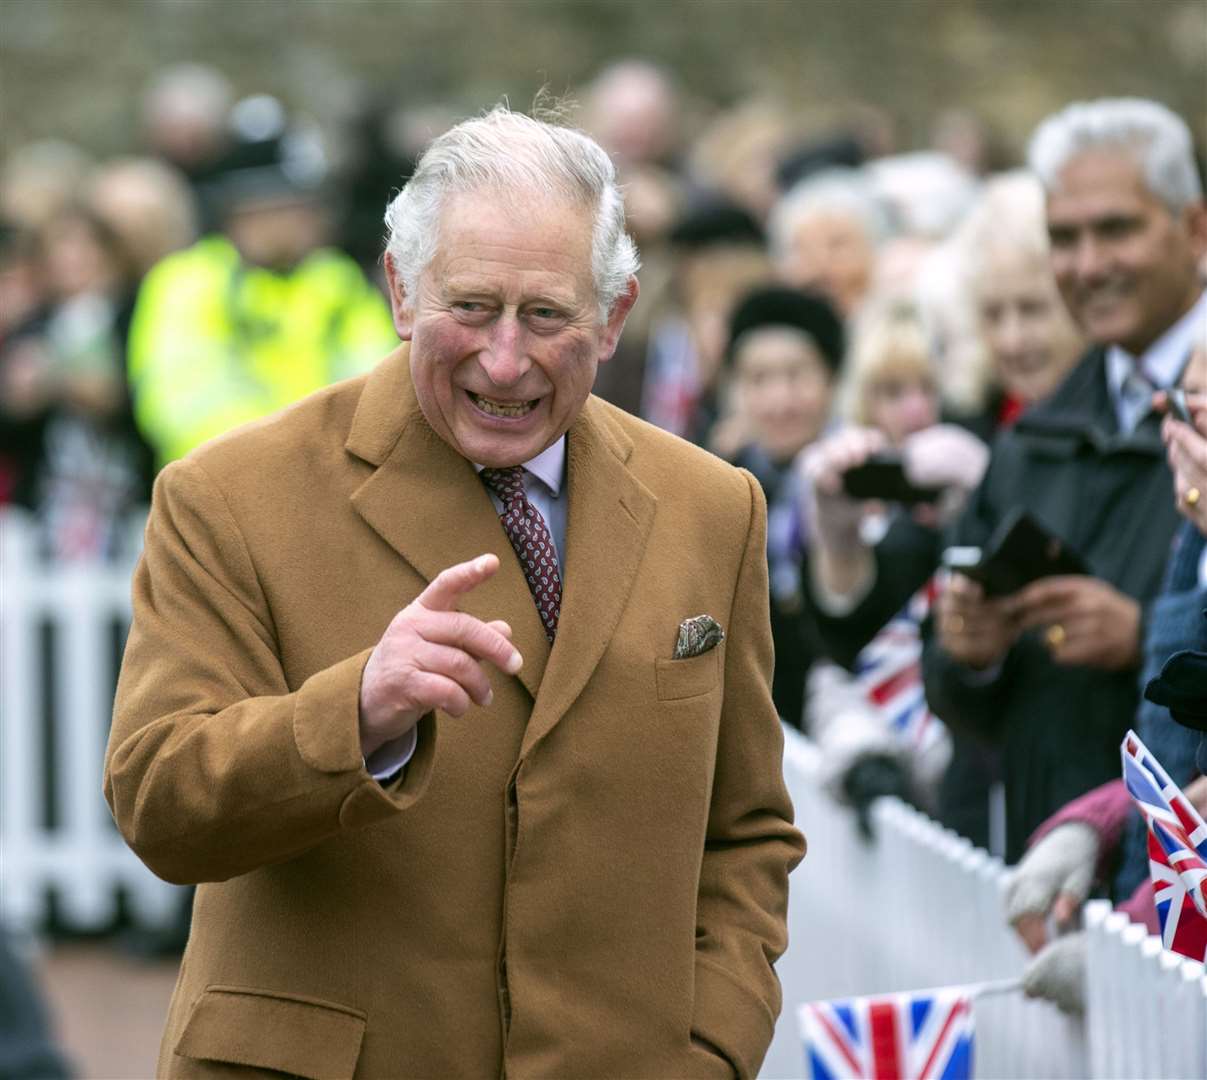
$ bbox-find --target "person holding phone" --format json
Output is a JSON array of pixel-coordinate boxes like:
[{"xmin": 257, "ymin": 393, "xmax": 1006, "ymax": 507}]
[
  {"xmin": 719, "ymin": 284, "xmax": 846, "ymax": 728},
  {"xmin": 796, "ymin": 303, "xmax": 990, "ymax": 834},
  {"xmin": 1163, "ymin": 347, "xmax": 1207, "ymax": 536},
  {"xmin": 998, "ymin": 352, "xmax": 1207, "ymax": 1013},
  {"xmin": 925, "ymin": 99, "xmax": 1207, "ymax": 862}
]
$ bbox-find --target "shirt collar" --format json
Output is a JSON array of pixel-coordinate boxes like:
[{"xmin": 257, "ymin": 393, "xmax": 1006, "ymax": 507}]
[
  {"xmin": 472, "ymin": 435, "xmax": 566, "ymax": 496},
  {"xmin": 1106, "ymin": 288, "xmax": 1207, "ymax": 398}
]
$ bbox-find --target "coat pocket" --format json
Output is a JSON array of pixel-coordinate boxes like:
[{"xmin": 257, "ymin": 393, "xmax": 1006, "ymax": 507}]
[
  {"xmin": 174, "ymin": 985, "xmax": 367, "ymax": 1080},
  {"xmin": 655, "ymin": 648, "xmax": 721, "ymax": 700}
]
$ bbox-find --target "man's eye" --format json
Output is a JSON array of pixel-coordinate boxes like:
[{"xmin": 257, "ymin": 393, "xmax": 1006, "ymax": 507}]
[
  {"xmin": 1098, "ymin": 217, "xmax": 1139, "ymax": 239},
  {"xmin": 529, "ymin": 307, "xmax": 562, "ymax": 320},
  {"xmin": 454, "ymin": 301, "xmax": 484, "ymax": 312}
]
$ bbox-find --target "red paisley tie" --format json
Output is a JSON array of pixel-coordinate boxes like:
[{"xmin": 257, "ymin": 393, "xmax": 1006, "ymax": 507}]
[{"xmin": 480, "ymin": 467, "xmax": 562, "ymax": 641}]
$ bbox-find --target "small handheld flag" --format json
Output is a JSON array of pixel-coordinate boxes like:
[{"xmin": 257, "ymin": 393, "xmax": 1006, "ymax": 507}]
[
  {"xmin": 799, "ymin": 985, "xmax": 975, "ymax": 1080},
  {"xmin": 1120, "ymin": 731, "xmax": 1207, "ymax": 961}
]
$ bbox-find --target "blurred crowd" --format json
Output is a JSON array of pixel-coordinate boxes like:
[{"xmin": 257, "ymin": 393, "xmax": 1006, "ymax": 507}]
[
  {"xmin": 0, "ymin": 59, "xmax": 1049, "ymax": 563},
  {"xmin": 2, "ymin": 56, "xmax": 1207, "ymax": 1067}
]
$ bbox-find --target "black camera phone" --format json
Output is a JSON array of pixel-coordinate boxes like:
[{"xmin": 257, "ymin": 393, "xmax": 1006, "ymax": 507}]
[
  {"xmin": 841, "ymin": 452, "xmax": 943, "ymax": 505},
  {"xmin": 949, "ymin": 508, "xmax": 1088, "ymax": 597}
]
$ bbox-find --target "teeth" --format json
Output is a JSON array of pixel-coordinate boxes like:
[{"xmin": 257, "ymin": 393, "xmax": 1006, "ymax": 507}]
[{"xmin": 470, "ymin": 392, "xmax": 535, "ymax": 417}]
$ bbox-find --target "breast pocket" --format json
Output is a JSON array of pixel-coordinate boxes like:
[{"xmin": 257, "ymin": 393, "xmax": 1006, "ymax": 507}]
[
  {"xmin": 174, "ymin": 985, "xmax": 366, "ymax": 1079},
  {"xmin": 655, "ymin": 648, "xmax": 721, "ymax": 701}
]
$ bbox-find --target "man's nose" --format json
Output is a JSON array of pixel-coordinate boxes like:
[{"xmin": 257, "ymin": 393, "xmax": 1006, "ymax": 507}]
[
  {"xmin": 480, "ymin": 316, "xmax": 530, "ymax": 386},
  {"xmin": 1072, "ymin": 233, "xmax": 1109, "ymax": 281}
]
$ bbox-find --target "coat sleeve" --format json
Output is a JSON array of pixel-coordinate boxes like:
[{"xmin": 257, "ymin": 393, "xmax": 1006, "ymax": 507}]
[
  {"xmin": 919, "ymin": 452, "xmax": 1014, "ymax": 740},
  {"xmin": 690, "ymin": 470, "xmax": 806, "ymax": 1079},
  {"xmin": 103, "ymin": 456, "xmax": 435, "ymax": 885},
  {"xmin": 805, "ymin": 514, "xmax": 942, "ymax": 670}
]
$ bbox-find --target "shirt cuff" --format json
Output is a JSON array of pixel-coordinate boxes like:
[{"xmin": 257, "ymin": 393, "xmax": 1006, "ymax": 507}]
[{"xmin": 364, "ymin": 725, "xmax": 418, "ymax": 783}]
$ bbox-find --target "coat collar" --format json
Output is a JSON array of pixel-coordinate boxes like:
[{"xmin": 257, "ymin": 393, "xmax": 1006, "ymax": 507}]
[
  {"xmin": 1014, "ymin": 346, "xmax": 1168, "ymax": 457},
  {"xmin": 345, "ymin": 346, "xmax": 657, "ymax": 748}
]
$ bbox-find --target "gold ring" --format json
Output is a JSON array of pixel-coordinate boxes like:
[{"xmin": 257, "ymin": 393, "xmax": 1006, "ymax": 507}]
[
  {"xmin": 1187, "ymin": 487, "xmax": 1201, "ymax": 508},
  {"xmin": 948, "ymin": 614, "xmax": 965, "ymax": 634},
  {"xmin": 1046, "ymin": 624, "xmax": 1066, "ymax": 649}
]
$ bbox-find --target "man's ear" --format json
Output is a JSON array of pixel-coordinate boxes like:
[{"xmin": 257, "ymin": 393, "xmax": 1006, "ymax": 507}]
[
  {"xmin": 1185, "ymin": 199, "xmax": 1207, "ymax": 263},
  {"xmin": 383, "ymin": 254, "xmax": 415, "ymax": 341},
  {"xmin": 598, "ymin": 276, "xmax": 641, "ymax": 363}
]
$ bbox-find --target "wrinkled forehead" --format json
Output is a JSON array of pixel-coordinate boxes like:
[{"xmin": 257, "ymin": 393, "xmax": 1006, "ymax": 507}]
[{"xmin": 438, "ymin": 181, "xmax": 594, "ymax": 231}]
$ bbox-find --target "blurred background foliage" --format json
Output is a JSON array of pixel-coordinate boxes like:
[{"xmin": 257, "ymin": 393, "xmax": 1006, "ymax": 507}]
[{"xmin": 4, "ymin": 0, "xmax": 1205, "ymax": 158}]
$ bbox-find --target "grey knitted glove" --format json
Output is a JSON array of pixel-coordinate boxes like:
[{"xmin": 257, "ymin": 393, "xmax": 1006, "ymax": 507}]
[
  {"xmin": 1004, "ymin": 822, "xmax": 1099, "ymax": 953},
  {"xmin": 1022, "ymin": 931, "xmax": 1087, "ymax": 1015}
]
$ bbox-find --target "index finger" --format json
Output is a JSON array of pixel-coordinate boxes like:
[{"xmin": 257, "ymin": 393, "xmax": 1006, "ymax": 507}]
[
  {"xmin": 418, "ymin": 554, "xmax": 500, "ymax": 612},
  {"xmin": 1006, "ymin": 575, "xmax": 1084, "ymax": 612}
]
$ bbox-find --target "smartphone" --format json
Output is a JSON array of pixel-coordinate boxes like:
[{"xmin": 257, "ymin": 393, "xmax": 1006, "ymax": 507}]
[
  {"xmin": 955, "ymin": 508, "xmax": 1088, "ymax": 597},
  {"xmin": 841, "ymin": 453, "xmax": 943, "ymax": 505}
]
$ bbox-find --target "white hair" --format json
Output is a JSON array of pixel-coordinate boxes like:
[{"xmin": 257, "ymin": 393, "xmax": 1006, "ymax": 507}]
[
  {"xmin": 865, "ymin": 152, "xmax": 980, "ymax": 240},
  {"xmin": 1028, "ymin": 98, "xmax": 1203, "ymax": 213},
  {"xmin": 958, "ymin": 170, "xmax": 1050, "ymax": 269},
  {"xmin": 768, "ymin": 168, "xmax": 890, "ymax": 263},
  {"xmin": 383, "ymin": 105, "xmax": 640, "ymax": 321}
]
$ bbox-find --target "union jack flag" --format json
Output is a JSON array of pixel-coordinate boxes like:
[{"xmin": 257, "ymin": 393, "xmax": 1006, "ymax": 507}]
[
  {"xmin": 852, "ymin": 580, "xmax": 949, "ymax": 758},
  {"xmin": 798, "ymin": 986, "xmax": 973, "ymax": 1079},
  {"xmin": 1121, "ymin": 731, "xmax": 1207, "ymax": 961}
]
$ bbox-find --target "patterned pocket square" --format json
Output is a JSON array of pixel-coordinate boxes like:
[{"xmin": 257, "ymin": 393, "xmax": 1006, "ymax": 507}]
[{"xmin": 673, "ymin": 614, "xmax": 725, "ymax": 659}]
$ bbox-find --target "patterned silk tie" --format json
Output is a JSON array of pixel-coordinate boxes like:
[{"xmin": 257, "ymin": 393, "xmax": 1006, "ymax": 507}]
[
  {"xmin": 1121, "ymin": 366, "xmax": 1156, "ymax": 433},
  {"xmin": 480, "ymin": 467, "xmax": 562, "ymax": 641}
]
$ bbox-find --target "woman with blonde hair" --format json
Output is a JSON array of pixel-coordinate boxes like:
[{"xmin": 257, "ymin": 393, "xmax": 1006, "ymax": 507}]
[{"xmin": 957, "ymin": 171, "xmax": 1084, "ymax": 425}]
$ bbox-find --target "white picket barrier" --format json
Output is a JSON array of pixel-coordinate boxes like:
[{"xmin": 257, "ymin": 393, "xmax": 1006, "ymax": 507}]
[
  {"xmin": 3, "ymin": 506, "xmax": 1205, "ymax": 1075},
  {"xmin": 765, "ymin": 728, "xmax": 1207, "ymax": 1078},
  {"xmin": 0, "ymin": 507, "xmax": 177, "ymax": 932}
]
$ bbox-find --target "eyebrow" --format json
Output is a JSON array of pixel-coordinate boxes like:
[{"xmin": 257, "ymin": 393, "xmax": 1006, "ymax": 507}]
[{"xmin": 442, "ymin": 279, "xmax": 578, "ymax": 307}]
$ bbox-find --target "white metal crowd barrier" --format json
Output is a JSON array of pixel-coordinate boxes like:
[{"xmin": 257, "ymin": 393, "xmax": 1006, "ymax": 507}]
[
  {"xmin": 0, "ymin": 507, "xmax": 177, "ymax": 932},
  {"xmin": 766, "ymin": 728, "xmax": 1207, "ymax": 1078},
  {"xmin": 3, "ymin": 507, "xmax": 1205, "ymax": 1076}
]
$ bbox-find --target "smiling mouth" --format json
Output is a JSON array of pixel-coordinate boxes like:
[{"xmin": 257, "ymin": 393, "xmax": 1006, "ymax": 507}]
[{"xmin": 467, "ymin": 390, "xmax": 539, "ymax": 418}]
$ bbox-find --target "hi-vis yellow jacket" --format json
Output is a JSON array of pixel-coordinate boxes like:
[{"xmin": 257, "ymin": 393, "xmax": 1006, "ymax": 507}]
[{"xmin": 127, "ymin": 235, "xmax": 396, "ymax": 465}]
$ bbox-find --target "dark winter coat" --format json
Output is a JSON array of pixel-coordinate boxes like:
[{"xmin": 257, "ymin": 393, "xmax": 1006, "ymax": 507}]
[{"xmin": 922, "ymin": 348, "xmax": 1183, "ymax": 862}]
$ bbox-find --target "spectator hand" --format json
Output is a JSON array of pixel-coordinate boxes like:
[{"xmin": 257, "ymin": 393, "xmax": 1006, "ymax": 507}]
[
  {"xmin": 358, "ymin": 554, "xmax": 523, "ymax": 758},
  {"xmin": 901, "ymin": 424, "xmax": 990, "ymax": 494},
  {"xmin": 1004, "ymin": 822, "xmax": 1098, "ymax": 953},
  {"xmin": 841, "ymin": 753, "xmax": 911, "ymax": 843},
  {"xmin": 1186, "ymin": 775, "xmax": 1207, "ymax": 817},
  {"xmin": 801, "ymin": 426, "xmax": 889, "ymax": 553},
  {"xmin": 1021, "ymin": 931, "xmax": 1087, "ymax": 1015},
  {"xmin": 1162, "ymin": 400, "xmax": 1207, "ymax": 537},
  {"xmin": 936, "ymin": 571, "xmax": 1019, "ymax": 670},
  {"xmin": 902, "ymin": 424, "xmax": 989, "ymax": 528},
  {"xmin": 1005, "ymin": 576, "xmax": 1141, "ymax": 671}
]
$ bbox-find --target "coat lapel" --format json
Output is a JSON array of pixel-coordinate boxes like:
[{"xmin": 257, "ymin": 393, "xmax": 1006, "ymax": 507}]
[
  {"xmin": 522, "ymin": 396, "xmax": 657, "ymax": 757},
  {"xmin": 345, "ymin": 347, "xmax": 551, "ymax": 699}
]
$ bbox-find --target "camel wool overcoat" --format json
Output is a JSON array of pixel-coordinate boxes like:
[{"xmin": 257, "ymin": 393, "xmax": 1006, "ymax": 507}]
[{"xmin": 104, "ymin": 346, "xmax": 805, "ymax": 1079}]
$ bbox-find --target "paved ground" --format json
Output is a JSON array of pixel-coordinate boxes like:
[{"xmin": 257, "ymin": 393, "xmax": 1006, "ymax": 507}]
[{"xmin": 35, "ymin": 943, "xmax": 179, "ymax": 1079}]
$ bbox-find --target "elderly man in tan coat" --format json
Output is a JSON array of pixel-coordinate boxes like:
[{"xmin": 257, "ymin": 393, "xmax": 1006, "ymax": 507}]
[{"xmin": 105, "ymin": 106, "xmax": 804, "ymax": 1080}]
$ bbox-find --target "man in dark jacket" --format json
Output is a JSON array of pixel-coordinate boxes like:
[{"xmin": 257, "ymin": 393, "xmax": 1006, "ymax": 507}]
[{"xmin": 926, "ymin": 98, "xmax": 1207, "ymax": 861}]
